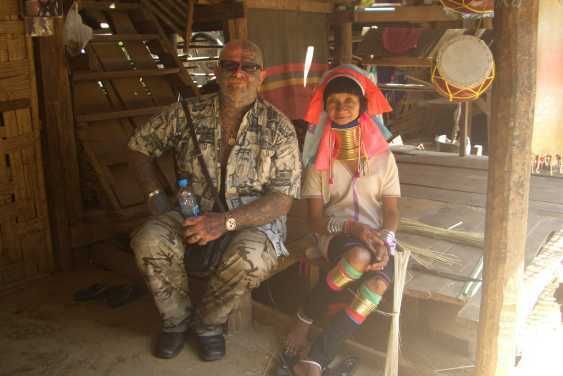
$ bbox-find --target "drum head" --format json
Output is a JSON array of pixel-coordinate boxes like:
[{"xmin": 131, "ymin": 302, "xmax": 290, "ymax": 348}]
[{"xmin": 436, "ymin": 35, "xmax": 494, "ymax": 89}]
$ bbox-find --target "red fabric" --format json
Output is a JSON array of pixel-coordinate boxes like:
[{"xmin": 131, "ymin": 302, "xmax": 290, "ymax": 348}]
[
  {"xmin": 262, "ymin": 85, "xmax": 315, "ymax": 121},
  {"xmin": 261, "ymin": 63, "xmax": 328, "ymax": 120},
  {"xmin": 382, "ymin": 27, "xmax": 423, "ymax": 55},
  {"xmin": 264, "ymin": 63, "xmax": 327, "ymax": 77}
]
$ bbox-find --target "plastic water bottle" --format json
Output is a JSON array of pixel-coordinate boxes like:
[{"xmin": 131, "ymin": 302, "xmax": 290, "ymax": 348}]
[{"xmin": 177, "ymin": 178, "xmax": 200, "ymax": 218}]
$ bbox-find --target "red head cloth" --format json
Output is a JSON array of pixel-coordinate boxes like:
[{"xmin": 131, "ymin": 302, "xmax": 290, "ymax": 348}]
[
  {"xmin": 303, "ymin": 65, "xmax": 393, "ymax": 173},
  {"xmin": 304, "ymin": 65, "xmax": 392, "ymax": 125}
]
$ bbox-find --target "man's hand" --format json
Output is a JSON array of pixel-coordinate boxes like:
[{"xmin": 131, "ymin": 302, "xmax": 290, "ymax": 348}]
[
  {"xmin": 350, "ymin": 222, "xmax": 389, "ymax": 271},
  {"xmin": 183, "ymin": 212, "xmax": 226, "ymax": 245}
]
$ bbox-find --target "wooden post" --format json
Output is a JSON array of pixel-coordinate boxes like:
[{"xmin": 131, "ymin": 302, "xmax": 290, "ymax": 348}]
[
  {"xmin": 224, "ymin": 1, "xmax": 248, "ymax": 41},
  {"xmin": 335, "ymin": 21, "xmax": 353, "ymax": 65},
  {"xmin": 184, "ymin": 0, "xmax": 195, "ymax": 53},
  {"xmin": 475, "ymin": 2, "xmax": 539, "ymax": 376},
  {"xmin": 37, "ymin": 18, "xmax": 81, "ymax": 271},
  {"xmin": 226, "ymin": 17, "xmax": 248, "ymax": 41},
  {"xmin": 459, "ymin": 101, "xmax": 471, "ymax": 156}
]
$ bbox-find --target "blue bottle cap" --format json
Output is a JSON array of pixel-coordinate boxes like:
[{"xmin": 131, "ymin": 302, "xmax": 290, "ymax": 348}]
[{"xmin": 177, "ymin": 178, "xmax": 189, "ymax": 188}]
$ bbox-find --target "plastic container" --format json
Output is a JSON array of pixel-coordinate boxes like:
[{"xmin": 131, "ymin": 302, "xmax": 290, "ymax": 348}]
[{"xmin": 177, "ymin": 178, "xmax": 200, "ymax": 218}]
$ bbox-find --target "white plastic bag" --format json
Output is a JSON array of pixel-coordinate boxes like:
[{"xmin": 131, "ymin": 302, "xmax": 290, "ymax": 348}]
[{"xmin": 63, "ymin": 2, "xmax": 93, "ymax": 56}]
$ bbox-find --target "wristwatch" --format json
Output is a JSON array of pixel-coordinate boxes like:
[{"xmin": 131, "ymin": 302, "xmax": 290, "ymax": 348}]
[{"xmin": 225, "ymin": 213, "xmax": 238, "ymax": 232}]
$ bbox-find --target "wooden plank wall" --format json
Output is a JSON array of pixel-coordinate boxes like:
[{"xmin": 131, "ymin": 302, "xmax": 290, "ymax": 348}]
[
  {"xmin": 0, "ymin": 0, "xmax": 54, "ymax": 293},
  {"xmin": 395, "ymin": 150, "xmax": 563, "ymax": 215}
]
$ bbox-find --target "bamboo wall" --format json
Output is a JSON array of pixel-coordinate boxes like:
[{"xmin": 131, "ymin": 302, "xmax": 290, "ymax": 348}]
[{"xmin": 0, "ymin": 1, "xmax": 54, "ymax": 293}]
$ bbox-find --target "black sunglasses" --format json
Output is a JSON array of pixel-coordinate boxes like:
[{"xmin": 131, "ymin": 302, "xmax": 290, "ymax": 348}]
[{"xmin": 218, "ymin": 59, "xmax": 262, "ymax": 74}]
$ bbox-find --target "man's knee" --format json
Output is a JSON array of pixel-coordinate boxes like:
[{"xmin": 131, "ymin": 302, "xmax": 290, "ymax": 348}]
[
  {"xmin": 217, "ymin": 231, "xmax": 277, "ymax": 288},
  {"xmin": 346, "ymin": 246, "xmax": 372, "ymax": 269},
  {"xmin": 130, "ymin": 214, "xmax": 183, "ymax": 262},
  {"xmin": 365, "ymin": 276, "xmax": 389, "ymax": 296}
]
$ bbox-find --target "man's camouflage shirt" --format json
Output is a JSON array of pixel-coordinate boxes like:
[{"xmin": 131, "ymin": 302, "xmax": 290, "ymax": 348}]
[{"xmin": 128, "ymin": 93, "xmax": 302, "ymax": 257}]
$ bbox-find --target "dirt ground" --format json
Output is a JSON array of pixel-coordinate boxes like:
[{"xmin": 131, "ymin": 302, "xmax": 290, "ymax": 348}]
[{"xmin": 0, "ymin": 266, "xmax": 560, "ymax": 376}]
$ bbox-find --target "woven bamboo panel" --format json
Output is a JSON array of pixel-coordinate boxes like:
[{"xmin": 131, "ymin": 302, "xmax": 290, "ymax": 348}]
[
  {"xmin": 0, "ymin": 0, "xmax": 20, "ymax": 21},
  {"xmin": 0, "ymin": 15, "xmax": 54, "ymax": 293}
]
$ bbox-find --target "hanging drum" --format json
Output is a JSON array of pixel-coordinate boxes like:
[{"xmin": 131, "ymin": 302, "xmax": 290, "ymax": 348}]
[
  {"xmin": 440, "ymin": 0, "xmax": 494, "ymax": 16},
  {"xmin": 431, "ymin": 35, "xmax": 495, "ymax": 102}
]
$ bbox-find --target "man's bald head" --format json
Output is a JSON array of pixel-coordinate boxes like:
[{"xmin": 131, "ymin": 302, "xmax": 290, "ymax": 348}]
[
  {"xmin": 219, "ymin": 39, "xmax": 264, "ymax": 68},
  {"xmin": 215, "ymin": 39, "xmax": 266, "ymax": 107}
]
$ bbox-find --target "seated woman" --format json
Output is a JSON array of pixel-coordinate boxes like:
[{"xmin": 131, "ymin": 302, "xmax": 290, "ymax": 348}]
[{"xmin": 284, "ymin": 65, "xmax": 400, "ymax": 376}]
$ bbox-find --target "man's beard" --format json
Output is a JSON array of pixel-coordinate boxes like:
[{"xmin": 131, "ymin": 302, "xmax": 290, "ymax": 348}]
[{"xmin": 221, "ymin": 83, "xmax": 258, "ymax": 108}]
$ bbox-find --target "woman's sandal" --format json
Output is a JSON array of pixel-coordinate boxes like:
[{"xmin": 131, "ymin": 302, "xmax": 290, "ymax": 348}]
[
  {"xmin": 277, "ymin": 354, "xmax": 326, "ymax": 376},
  {"xmin": 325, "ymin": 356, "xmax": 359, "ymax": 376}
]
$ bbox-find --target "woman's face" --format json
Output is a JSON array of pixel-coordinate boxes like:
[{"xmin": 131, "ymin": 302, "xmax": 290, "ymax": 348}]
[{"xmin": 326, "ymin": 93, "xmax": 361, "ymax": 126}]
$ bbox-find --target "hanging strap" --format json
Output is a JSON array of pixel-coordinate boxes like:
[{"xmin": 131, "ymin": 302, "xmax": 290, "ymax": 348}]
[{"xmin": 179, "ymin": 99, "xmax": 227, "ymax": 213}]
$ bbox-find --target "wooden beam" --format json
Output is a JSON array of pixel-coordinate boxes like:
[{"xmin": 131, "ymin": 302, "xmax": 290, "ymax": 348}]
[
  {"xmin": 37, "ymin": 18, "xmax": 82, "ymax": 271},
  {"xmin": 76, "ymin": 105, "xmax": 170, "ymax": 122},
  {"xmin": 332, "ymin": 6, "xmax": 456, "ymax": 24},
  {"xmin": 360, "ymin": 56, "xmax": 433, "ymax": 68},
  {"xmin": 245, "ymin": 0, "xmax": 334, "ymax": 13},
  {"xmin": 91, "ymin": 34, "xmax": 160, "ymax": 42},
  {"xmin": 72, "ymin": 68, "xmax": 180, "ymax": 81},
  {"xmin": 475, "ymin": 2, "xmax": 540, "ymax": 376},
  {"xmin": 0, "ymin": 99, "xmax": 30, "ymax": 112},
  {"xmin": 194, "ymin": 2, "xmax": 245, "ymax": 23},
  {"xmin": 78, "ymin": 1, "xmax": 139, "ymax": 10}
]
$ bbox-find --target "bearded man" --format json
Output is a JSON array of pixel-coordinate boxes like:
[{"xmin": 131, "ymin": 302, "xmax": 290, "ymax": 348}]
[{"xmin": 128, "ymin": 40, "xmax": 301, "ymax": 361}]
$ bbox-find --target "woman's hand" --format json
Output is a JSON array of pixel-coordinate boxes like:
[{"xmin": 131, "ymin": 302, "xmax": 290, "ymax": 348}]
[
  {"xmin": 183, "ymin": 212, "xmax": 226, "ymax": 245},
  {"xmin": 349, "ymin": 222, "xmax": 389, "ymax": 271}
]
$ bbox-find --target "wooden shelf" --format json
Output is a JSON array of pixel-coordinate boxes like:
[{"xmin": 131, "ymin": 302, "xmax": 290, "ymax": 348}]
[
  {"xmin": 245, "ymin": 0, "xmax": 334, "ymax": 14},
  {"xmin": 379, "ymin": 84, "xmax": 435, "ymax": 93},
  {"xmin": 332, "ymin": 5, "xmax": 457, "ymax": 24},
  {"xmin": 360, "ymin": 56, "xmax": 433, "ymax": 68}
]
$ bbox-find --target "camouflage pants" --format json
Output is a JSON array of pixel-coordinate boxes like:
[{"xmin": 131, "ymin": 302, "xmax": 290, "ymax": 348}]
[{"xmin": 130, "ymin": 211, "xmax": 278, "ymax": 332}]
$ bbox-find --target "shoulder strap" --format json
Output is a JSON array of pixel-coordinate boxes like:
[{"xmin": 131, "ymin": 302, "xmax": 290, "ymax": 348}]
[{"xmin": 179, "ymin": 99, "xmax": 227, "ymax": 213}]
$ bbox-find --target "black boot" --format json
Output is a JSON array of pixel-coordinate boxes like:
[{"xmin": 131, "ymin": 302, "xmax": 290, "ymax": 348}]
[
  {"xmin": 195, "ymin": 325, "xmax": 225, "ymax": 361},
  {"xmin": 154, "ymin": 330, "xmax": 185, "ymax": 359}
]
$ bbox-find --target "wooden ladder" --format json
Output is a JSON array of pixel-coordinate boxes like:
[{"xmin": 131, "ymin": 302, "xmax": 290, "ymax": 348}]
[{"xmin": 71, "ymin": 0, "xmax": 198, "ymax": 214}]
